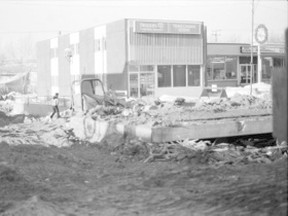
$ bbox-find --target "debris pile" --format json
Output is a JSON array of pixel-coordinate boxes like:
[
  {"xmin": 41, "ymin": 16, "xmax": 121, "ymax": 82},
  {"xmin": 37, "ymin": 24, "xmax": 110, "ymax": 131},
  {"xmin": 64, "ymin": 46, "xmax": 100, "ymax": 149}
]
[
  {"xmin": 193, "ymin": 94, "xmax": 272, "ymax": 113},
  {"xmin": 0, "ymin": 100, "xmax": 14, "ymax": 113},
  {"xmin": 0, "ymin": 111, "xmax": 25, "ymax": 127},
  {"xmin": 0, "ymin": 119, "xmax": 79, "ymax": 148},
  {"xmin": 111, "ymin": 136, "xmax": 287, "ymax": 165}
]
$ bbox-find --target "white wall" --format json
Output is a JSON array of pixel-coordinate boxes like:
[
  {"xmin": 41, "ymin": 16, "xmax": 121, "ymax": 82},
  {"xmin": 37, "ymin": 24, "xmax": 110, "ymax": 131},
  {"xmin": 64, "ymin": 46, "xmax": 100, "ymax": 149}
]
[
  {"xmin": 69, "ymin": 32, "xmax": 80, "ymax": 79},
  {"xmin": 94, "ymin": 25, "xmax": 107, "ymax": 75},
  {"xmin": 50, "ymin": 37, "xmax": 59, "ymax": 94}
]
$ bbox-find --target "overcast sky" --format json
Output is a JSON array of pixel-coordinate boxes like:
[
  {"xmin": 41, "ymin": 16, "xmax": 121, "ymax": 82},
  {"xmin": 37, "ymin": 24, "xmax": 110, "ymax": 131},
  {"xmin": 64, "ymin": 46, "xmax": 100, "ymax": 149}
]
[{"xmin": 0, "ymin": 0, "xmax": 287, "ymax": 47}]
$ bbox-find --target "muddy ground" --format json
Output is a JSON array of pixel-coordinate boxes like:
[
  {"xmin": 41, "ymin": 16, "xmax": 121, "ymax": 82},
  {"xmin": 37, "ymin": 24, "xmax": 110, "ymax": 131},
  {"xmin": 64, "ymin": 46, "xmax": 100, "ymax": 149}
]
[
  {"xmin": 0, "ymin": 92, "xmax": 287, "ymax": 215},
  {"xmin": 0, "ymin": 134, "xmax": 287, "ymax": 216}
]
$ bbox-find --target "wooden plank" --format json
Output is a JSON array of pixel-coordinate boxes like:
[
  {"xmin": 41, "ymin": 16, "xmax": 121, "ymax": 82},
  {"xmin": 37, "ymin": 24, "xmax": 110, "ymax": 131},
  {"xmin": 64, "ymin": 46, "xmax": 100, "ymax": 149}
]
[
  {"xmin": 152, "ymin": 116, "xmax": 272, "ymax": 143},
  {"xmin": 273, "ymin": 29, "xmax": 288, "ymax": 143}
]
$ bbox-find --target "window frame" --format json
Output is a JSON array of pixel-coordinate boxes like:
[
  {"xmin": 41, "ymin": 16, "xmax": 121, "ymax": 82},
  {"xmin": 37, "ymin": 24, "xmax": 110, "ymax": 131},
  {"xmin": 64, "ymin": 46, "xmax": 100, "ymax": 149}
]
[
  {"xmin": 207, "ymin": 56, "xmax": 238, "ymax": 81},
  {"xmin": 157, "ymin": 65, "xmax": 172, "ymax": 88},
  {"xmin": 173, "ymin": 65, "xmax": 186, "ymax": 87}
]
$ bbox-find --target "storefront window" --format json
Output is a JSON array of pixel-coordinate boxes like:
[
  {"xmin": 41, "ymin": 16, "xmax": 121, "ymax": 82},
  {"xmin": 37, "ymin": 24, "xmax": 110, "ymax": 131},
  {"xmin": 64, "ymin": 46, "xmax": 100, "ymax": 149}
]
[
  {"xmin": 173, "ymin": 65, "xmax": 186, "ymax": 87},
  {"xmin": 225, "ymin": 57, "xmax": 237, "ymax": 79},
  {"xmin": 207, "ymin": 59, "xmax": 213, "ymax": 80},
  {"xmin": 158, "ymin": 65, "xmax": 171, "ymax": 87},
  {"xmin": 273, "ymin": 57, "xmax": 284, "ymax": 67},
  {"xmin": 207, "ymin": 56, "xmax": 237, "ymax": 80},
  {"xmin": 188, "ymin": 65, "xmax": 200, "ymax": 86},
  {"xmin": 213, "ymin": 62, "xmax": 225, "ymax": 80},
  {"xmin": 262, "ymin": 57, "xmax": 272, "ymax": 79}
]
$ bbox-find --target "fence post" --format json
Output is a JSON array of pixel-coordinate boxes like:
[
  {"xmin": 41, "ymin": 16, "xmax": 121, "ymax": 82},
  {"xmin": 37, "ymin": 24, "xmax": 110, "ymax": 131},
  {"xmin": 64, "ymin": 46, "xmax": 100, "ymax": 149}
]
[{"xmin": 273, "ymin": 29, "xmax": 288, "ymax": 143}]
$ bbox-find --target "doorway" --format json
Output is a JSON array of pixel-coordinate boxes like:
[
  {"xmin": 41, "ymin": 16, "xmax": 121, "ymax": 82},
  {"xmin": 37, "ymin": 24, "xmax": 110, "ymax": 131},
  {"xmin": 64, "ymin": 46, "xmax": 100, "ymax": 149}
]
[
  {"xmin": 240, "ymin": 64, "xmax": 257, "ymax": 85},
  {"xmin": 129, "ymin": 72, "xmax": 155, "ymax": 98}
]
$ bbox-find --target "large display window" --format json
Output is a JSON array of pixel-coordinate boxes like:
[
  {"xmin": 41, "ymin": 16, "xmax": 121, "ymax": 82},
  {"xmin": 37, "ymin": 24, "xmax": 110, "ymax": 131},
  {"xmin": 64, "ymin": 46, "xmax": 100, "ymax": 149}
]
[
  {"xmin": 157, "ymin": 65, "xmax": 171, "ymax": 87},
  {"xmin": 207, "ymin": 56, "xmax": 237, "ymax": 80},
  {"xmin": 188, "ymin": 65, "xmax": 200, "ymax": 86},
  {"xmin": 173, "ymin": 65, "xmax": 186, "ymax": 87}
]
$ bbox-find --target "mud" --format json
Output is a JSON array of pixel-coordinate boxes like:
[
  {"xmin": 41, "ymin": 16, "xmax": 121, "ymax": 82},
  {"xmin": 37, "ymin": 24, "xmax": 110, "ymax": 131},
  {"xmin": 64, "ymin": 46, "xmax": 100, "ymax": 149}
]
[{"xmin": 0, "ymin": 135, "xmax": 287, "ymax": 215}]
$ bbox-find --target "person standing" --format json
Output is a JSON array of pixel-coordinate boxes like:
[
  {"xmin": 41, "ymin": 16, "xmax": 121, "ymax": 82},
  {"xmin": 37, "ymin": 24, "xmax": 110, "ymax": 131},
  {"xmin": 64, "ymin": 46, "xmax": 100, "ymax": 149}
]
[{"xmin": 50, "ymin": 93, "xmax": 60, "ymax": 119}]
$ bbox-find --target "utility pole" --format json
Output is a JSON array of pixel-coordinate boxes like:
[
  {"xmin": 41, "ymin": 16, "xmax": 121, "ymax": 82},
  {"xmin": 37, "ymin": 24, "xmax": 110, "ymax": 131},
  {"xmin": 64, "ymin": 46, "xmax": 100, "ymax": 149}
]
[
  {"xmin": 212, "ymin": 30, "xmax": 221, "ymax": 42},
  {"xmin": 250, "ymin": 0, "xmax": 255, "ymax": 95}
]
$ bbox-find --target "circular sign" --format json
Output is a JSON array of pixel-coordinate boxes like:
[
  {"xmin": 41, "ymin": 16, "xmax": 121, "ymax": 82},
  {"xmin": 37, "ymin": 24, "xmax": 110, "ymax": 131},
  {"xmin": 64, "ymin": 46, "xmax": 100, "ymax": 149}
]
[{"xmin": 255, "ymin": 24, "xmax": 268, "ymax": 44}]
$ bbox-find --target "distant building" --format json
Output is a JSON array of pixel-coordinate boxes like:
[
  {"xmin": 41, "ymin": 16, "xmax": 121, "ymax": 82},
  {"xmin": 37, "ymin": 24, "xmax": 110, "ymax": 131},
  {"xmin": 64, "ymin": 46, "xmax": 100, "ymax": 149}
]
[
  {"xmin": 207, "ymin": 43, "xmax": 285, "ymax": 87},
  {"xmin": 36, "ymin": 18, "xmax": 207, "ymax": 98}
]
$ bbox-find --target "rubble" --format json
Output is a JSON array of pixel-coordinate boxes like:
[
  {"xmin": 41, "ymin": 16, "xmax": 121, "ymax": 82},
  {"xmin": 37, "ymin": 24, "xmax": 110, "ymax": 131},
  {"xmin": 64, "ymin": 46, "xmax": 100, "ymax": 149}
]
[
  {"xmin": 0, "ymin": 100, "xmax": 14, "ymax": 113},
  {"xmin": 0, "ymin": 119, "xmax": 79, "ymax": 148},
  {"xmin": 110, "ymin": 131, "xmax": 287, "ymax": 165},
  {"xmin": 0, "ymin": 88, "xmax": 278, "ymax": 164}
]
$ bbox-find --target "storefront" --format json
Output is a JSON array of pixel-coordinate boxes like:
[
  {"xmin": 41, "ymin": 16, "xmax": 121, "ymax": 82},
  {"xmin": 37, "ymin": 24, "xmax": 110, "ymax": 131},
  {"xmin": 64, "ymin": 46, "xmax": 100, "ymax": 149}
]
[
  {"xmin": 126, "ymin": 19, "xmax": 207, "ymax": 98},
  {"xmin": 207, "ymin": 43, "xmax": 284, "ymax": 87}
]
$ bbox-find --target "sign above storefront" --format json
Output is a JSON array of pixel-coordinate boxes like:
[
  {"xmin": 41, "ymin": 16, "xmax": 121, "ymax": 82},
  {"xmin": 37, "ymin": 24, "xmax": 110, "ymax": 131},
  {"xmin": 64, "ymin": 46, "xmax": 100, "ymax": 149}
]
[
  {"xmin": 240, "ymin": 46, "xmax": 258, "ymax": 53},
  {"xmin": 240, "ymin": 45, "xmax": 284, "ymax": 54},
  {"xmin": 134, "ymin": 21, "xmax": 201, "ymax": 34}
]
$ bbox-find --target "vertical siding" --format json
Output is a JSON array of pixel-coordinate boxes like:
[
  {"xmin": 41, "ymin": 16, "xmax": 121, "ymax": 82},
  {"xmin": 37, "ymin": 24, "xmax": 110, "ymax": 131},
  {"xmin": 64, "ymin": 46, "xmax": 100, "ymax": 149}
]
[
  {"xmin": 80, "ymin": 28, "xmax": 95, "ymax": 75},
  {"xmin": 58, "ymin": 34, "xmax": 71, "ymax": 97},
  {"xmin": 36, "ymin": 40, "xmax": 51, "ymax": 97},
  {"xmin": 129, "ymin": 23, "xmax": 203, "ymax": 65}
]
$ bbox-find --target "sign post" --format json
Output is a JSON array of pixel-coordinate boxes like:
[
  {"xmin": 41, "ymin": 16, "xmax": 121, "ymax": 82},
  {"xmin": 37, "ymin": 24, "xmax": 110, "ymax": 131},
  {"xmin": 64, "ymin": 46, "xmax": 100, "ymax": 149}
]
[
  {"xmin": 257, "ymin": 44, "xmax": 262, "ymax": 83},
  {"xmin": 255, "ymin": 24, "xmax": 268, "ymax": 83}
]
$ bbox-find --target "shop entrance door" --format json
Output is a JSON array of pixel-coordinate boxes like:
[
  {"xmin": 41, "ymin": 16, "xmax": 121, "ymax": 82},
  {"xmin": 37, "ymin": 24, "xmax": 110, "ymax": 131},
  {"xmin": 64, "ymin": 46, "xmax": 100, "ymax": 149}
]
[
  {"xmin": 240, "ymin": 64, "xmax": 257, "ymax": 85},
  {"xmin": 129, "ymin": 72, "xmax": 155, "ymax": 98},
  {"xmin": 139, "ymin": 72, "xmax": 155, "ymax": 97},
  {"xmin": 129, "ymin": 73, "xmax": 139, "ymax": 98}
]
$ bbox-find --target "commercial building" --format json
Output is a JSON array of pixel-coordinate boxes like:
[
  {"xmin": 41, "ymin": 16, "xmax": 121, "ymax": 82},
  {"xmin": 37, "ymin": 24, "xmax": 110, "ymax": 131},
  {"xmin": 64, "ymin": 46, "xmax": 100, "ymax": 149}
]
[
  {"xmin": 37, "ymin": 18, "xmax": 207, "ymax": 98},
  {"xmin": 207, "ymin": 43, "xmax": 285, "ymax": 87}
]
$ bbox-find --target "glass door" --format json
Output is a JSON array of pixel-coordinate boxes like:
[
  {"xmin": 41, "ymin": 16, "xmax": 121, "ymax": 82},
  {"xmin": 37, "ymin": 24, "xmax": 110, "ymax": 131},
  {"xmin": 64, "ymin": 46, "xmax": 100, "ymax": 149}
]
[
  {"xmin": 129, "ymin": 73, "xmax": 139, "ymax": 98},
  {"xmin": 240, "ymin": 64, "xmax": 257, "ymax": 85},
  {"xmin": 140, "ymin": 72, "xmax": 155, "ymax": 97}
]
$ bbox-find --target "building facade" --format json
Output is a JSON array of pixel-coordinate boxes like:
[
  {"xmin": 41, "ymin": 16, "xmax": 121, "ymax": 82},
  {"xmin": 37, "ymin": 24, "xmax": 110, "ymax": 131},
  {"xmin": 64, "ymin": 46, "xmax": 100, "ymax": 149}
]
[
  {"xmin": 37, "ymin": 19, "xmax": 207, "ymax": 98},
  {"xmin": 207, "ymin": 43, "xmax": 285, "ymax": 87}
]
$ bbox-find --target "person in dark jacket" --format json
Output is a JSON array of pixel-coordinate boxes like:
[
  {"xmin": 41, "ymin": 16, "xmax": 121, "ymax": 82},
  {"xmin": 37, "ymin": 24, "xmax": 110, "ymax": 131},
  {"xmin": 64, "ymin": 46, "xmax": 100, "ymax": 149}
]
[{"xmin": 50, "ymin": 93, "xmax": 60, "ymax": 119}]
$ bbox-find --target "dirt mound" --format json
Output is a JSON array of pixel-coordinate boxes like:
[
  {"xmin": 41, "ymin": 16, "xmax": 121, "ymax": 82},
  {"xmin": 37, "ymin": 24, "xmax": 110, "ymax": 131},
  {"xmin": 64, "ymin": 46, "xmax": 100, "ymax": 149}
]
[
  {"xmin": 1, "ymin": 196, "xmax": 64, "ymax": 216},
  {"xmin": 0, "ymin": 111, "xmax": 25, "ymax": 127},
  {"xmin": 0, "ymin": 163, "xmax": 41, "ymax": 214}
]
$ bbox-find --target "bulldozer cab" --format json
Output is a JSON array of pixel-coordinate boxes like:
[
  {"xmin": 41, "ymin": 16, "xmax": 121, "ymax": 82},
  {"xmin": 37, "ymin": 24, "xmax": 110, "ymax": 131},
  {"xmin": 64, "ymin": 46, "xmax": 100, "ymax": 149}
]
[{"xmin": 71, "ymin": 78, "xmax": 106, "ymax": 112}]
